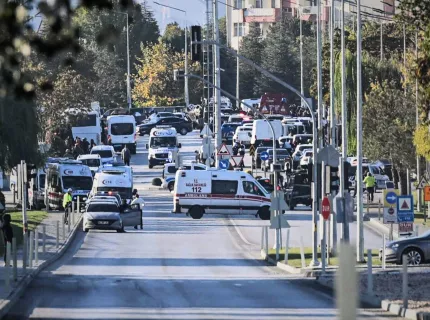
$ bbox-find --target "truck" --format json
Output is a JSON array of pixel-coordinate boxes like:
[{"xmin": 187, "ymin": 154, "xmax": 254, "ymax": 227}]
[{"xmin": 71, "ymin": 110, "xmax": 102, "ymax": 145}]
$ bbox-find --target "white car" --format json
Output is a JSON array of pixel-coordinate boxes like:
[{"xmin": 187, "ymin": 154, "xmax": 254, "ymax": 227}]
[
  {"xmin": 232, "ymin": 126, "xmax": 252, "ymax": 146},
  {"xmin": 90, "ymin": 145, "xmax": 116, "ymax": 164},
  {"xmin": 292, "ymin": 144, "xmax": 312, "ymax": 162},
  {"xmin": 300, "ymin": 150, "xmax": 313, "ymax": 167},
  {"xmin": 77, "ymin": 154, "xmax": 102, "ymax": 176}
]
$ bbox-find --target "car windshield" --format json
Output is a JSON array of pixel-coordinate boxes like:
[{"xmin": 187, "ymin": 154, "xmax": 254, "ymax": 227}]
[
  {"xmin": 222, "ymin": 124, "xmax": 240, "ymax": 133},
  {"xmin": 111, "ymin": 123, "xmax": 134, "ymax": 135},
  {"xmin": 298, "ymin": 145, "xmax": 312, "ymax": 151},
  {"xmin": 62, "ymin": 176, "xmax": 93, "ymax": 190},
  {"xmin": 150, "ymin": 137, "xmax": 177, "ymax": 148},
  {"xmin": 91, "ymin": 150, "xmax": 112, "ymax": 158},
  {"xmin": 97, "ymin": 187, "xmax": 132, "ymax": 200},
  {"xmin": 370, "ymin": 166, "xmax": 381, "ymax": 174},
  {"xmin": 39, "ymin": 174, "xmax": 45, "ymax": 189},
  {"xmin": 81, "ymin": 159, "xmax": 101, "ymax": 167},
  {"xmin": 254, "ymin": 180, "xmax": 270, "ymax": 194},
  {"xmin": 268, "ymin": 149, "xmax": 289, "ymax": 156},
  {"xmin": 87, "ymin": 203, "xmax": 119, "ymax": 213},
  {"xmin": 256, "ymin": 148, "xmax": 269, "ymax": 154}
]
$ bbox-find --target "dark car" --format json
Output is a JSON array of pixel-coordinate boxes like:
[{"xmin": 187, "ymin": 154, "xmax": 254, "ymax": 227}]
[
  {"xmin": 262, "ymin": 148, "xmax": 291, "ymax": 172},
  {"xmin": 380, "ymin": 231, "xmax": 430, "ymax": 265},
  {"xmin": 284, "ymin": 171, "xmax": 311, "ymax": 210},
  {"xmin": 221, "ymin": 122, "xmax": 241, "ymax": 145},
  {"xmin": 138, "ymin": 117, "xmax": 192, "ymax": 136},
  {"xmin": 257, "ymin": 178, "xmax": 274, "ymax": 193}
]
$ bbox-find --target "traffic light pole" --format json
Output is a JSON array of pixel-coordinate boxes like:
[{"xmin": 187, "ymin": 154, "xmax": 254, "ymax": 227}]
[{"xmin": 192, "ymin": 39, "xmax": 319, "ymax": 266}]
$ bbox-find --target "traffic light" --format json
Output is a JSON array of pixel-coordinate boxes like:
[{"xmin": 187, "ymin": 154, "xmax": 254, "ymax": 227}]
[
  {"xmin": 191, "ymin": 26, "xmax": 202, "ymax": 62},
  {"xmin": 329, "ymin": 166, "xmax": 340, "ymax": 194}
]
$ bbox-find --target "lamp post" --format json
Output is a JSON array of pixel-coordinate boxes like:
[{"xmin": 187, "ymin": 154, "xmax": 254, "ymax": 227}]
[
  {"xmin": 114, "ymin": 11, "xmax": 132, "ymax": 109},
  {"xmin": 154, "ymin": 2, "xmax": 189, "ymax": 109}
]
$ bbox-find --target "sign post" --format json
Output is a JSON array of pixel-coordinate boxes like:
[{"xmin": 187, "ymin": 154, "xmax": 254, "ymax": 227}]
[
  {"xmin": 383, "ymin": 189, "xmax": 399, "ymax": 240},
  {"xmin": 424, "ymin": 186, "xmax": 430, "ymax": 223},
  {"xmin": 270, "ymin": 193, "xmax": 289, "ymax": 261},
  {"xmin": 321, "ymin": 196, "xmax": 330, "ymax": 272},
  {"xmin": 397, "ymin": 195, "xmax": 414, "ymax": 237}
]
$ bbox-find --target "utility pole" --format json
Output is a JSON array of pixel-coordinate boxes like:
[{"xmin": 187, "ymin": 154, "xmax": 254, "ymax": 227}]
[
  {"xmin": 356, "ymin": 0, "xmax": 364, "ymax": 262},
  {"xmin": 299, "ymin": 8, "xmax": 304, "ymax": 108},
  {"xmin": 236, "ymin": 46, "xmax": 240, "ymax": 109},
  {"xmin": 125, "ymin": 13, "xmax": 132, "ymax": 109},
  {"xmin": 340, "ymin": 0, "xmax": 349, "ymax": 242},
  {"xmin": 380, "ymin": 21, "xmax": 383, "ymax": 61},
  {"xmin": 317, "ymin": 0, "xmax": 323, "ymax": 149},
  {"xmin": 330, "ymin": 0, "xmax": 336, "ymax": 147},
  {"xmin": 213, "ymin": 0, "xmax": 222, "ymax": 165},
  {"xmin": 416, "ymin": 31, "xmax": 421, "ymax": 211},
  {"xmin": 184, "ymin": 20, "xmax": 190, "ymax": 109}
]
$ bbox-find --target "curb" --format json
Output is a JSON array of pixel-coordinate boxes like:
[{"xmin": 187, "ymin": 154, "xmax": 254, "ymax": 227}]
[
  {"xmin": 260, "ymin": 249, "xmax": 304, "ymax": 275},
  {"xmin": 381, "ymin": 300, "xmax": 430, "ymax": 320},
  {"xmin": 0, "ymin": 215, "xmax": 83, "ymax": 319},
  {"xmin": 366, "ymin": 218, "xmax": 399, "ymax": 240}
]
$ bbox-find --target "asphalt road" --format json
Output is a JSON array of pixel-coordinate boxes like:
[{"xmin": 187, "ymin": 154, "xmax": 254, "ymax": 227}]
[{"xmin": 6, "ymin": 131, "xmax": 399, "ymax": 319}]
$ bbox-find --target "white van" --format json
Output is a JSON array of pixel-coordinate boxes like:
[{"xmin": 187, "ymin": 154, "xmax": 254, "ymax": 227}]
[
  {"xmin": 77, "ymin": 154, "xmax": 102, "ymax": 176},
  {"xmin": 282, "ymin": 122, "xmax": 305, "ymax": 136},
  {"xmin": 251, "ymin": 119, "xmax": 283, "ymax": 147},
  {"xmin": 173, "ymin": 170, "xmax": 271, "ymax": 220},
  {"xmin": 147, "ymin": 126, "xmax": 181, "ymax": 169},
  {"xmin": 90, "ymin": 145, "xmax": 116, "ymax": 164},
  {"xmin": 232, "ymin": 126, "xmax": 252, "ymax": 146},
  {"xmin": 107, "ymin": 115, "xmax": 137, "ymax": 154},
  {"xmin": 91, "ymin": 168, "xmax": 133, "ymax": 202},
  {"xmin": 44, "ymin": 160, "xmax": 93, "ymax": 210},
  {"xmin": 162, "ymin": 162, "xmax": 208, "ymax": 191}
]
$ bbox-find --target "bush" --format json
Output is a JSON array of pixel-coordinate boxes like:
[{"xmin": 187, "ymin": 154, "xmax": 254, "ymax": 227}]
[{"xmin": 152, "ymin": 178, "xmax": 162, "ymax": 186}]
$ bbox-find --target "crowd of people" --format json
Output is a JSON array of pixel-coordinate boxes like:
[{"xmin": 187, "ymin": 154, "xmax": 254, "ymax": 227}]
[{"xmin": 63, "ymin": 136, "xmax": 97, "ymax": 159}]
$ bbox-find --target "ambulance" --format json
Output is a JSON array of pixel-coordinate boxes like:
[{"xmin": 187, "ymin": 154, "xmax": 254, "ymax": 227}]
[
  {"xmin": 44, "ymin": 160, "xmax": 93, "ymax": 210},
  {"xmin": 91, "ymin": 167, "xmax": 133, "ymax": 202},
  {"xmin": 173, "ymin": 170, "xmax": 271, "ymax": 220},
  {"xmin": 146, "ymin": 126, "xmax": 181, "ymax": 169}
]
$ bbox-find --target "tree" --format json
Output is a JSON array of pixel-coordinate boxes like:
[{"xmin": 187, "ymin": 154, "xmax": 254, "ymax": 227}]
[
  {"xmin": 132, "ymin": 41, "xmax": 202, "ymax": 106},
  {"xmin": 256, "ymin": 18, "xmax": 300, "ymax": 99},
  {"xmin": 218, "ymin": 17, "xmax": 237, "ymax": 103},
  {"xmin": 363, "ymin": 81, "xmax": 416, "ymax": 194},
  {"xmin": 161, "ymin": 23, "xmax": 185, "ymax": 53},
  {"xmin": 239, "ymin": 22, "xmax": 265, "ymax": 99}
]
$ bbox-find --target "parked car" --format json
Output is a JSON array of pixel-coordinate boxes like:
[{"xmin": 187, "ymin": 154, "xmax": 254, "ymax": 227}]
[
  {"xmin": 380, "ymin": 231, "xmax": 430, "ymax": 265},
  {"xmin": 138, "ymin": 116, "xmax": 192, "ymax": 136}
]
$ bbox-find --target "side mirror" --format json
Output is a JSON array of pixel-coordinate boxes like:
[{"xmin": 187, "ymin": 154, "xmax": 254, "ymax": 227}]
[
  {"xmin": 178, "ymin": 143, "xmax": 182, "ymax": 148},
  {"xmin": 145, "ymin": 144, "xmax": 149, "ymax": 149}
]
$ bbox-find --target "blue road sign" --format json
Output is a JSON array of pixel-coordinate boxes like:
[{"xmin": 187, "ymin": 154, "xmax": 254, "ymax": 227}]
[
  {"xmin": 385, "ymin": 191, "xmax": 397, "ymax": 205},
  {"xmin": 219, "ymin": 159, "xmax": 229, "ymax": 169},
  {"xmin": 260, "ymin": 151, "xmax": 269, "ymax": 161},
  {"xmin": 397, "ymin": 195, "xmax": 414, "ymax": 223}
]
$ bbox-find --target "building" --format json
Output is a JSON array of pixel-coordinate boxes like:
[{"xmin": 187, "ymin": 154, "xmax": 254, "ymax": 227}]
[{"xmin": 225, "ymin": 0, "xmax": 397, "ymax": 50}]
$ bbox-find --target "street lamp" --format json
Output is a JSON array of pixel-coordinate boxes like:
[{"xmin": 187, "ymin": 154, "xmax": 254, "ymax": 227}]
[
  {"xmin": 113, "ymin": 11, "xmax": 132, "ymax": 109},
  {"xmin": 153, "ymin": 2, "xmax": 189, "ymax": 109}
]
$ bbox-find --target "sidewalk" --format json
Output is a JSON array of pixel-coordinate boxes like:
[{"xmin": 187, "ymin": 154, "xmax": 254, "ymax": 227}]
[{"xmin": 0, "ymin": 206, "xmax": 82, "ymax": 318}]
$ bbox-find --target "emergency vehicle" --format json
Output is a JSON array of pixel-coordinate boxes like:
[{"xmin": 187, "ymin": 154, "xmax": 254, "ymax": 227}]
[
  {"xmin": 44, "ymin": 160, "xmax": 93, "ymax": 210},
  {"xmin": 146, "ymin": 126, "xmax": 181, "ymax": 169},
  {"xmin": 91, "ymin": 167, "xmax": 133, "ymax": 202},
  {"xmin": 77, "ymin": 154, "xmax": 102, "ymax": 176},
  {"xmin": 107, "ymin": 115, "xmax": 137, "ymax": 154},
  {"xmin": 162, "ymin": 162, "xmax": 208, "ymax": 191},
  {"xmin": 173, "ymin": 170, "xmax": 271, "ymax": 220}
]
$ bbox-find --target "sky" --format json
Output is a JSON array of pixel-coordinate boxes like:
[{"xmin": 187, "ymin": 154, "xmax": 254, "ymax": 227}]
[{"xmin": 143, "ymin": 0, "xmax": 226, "ymax": 33}]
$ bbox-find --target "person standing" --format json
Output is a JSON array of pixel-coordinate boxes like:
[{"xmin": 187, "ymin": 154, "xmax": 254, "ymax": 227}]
[
  {"xmin": 121, "ymin": 145, "xmax": 131, "ymax": 166},
  {"xmin": 63, "ymin": 188, "xmax": 73, "ymax": 225},
  {"xmin": 363, "ymin": 172, "xmax": 376, "ymax": 202},
  {"xmin": 1, "ymin": 214, "xmax": 13, "ymax": 266},
  {"xmin": 131, "ymin": 189, "xmax": 144, "ymax": 230}
]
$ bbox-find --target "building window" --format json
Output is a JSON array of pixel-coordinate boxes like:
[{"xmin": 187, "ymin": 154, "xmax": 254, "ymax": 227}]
[
  {"xmin": 234, "ymin": 23, "xmax": 245, "ymax": 37},
  {"xmin": 271, "ymin": 0, "xmax": 276, "ymax": 8},
  {"xmin": 256, "ymin": 0, "xmax": 263, "ymax": 8},
  {"xmin": 234, "ymin": 0, "xmax": 243, "ymax": 9}
]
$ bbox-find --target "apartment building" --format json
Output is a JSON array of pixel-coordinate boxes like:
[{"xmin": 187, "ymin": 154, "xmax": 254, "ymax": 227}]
[{"xmin": 225, "ymin": 0, "xmax": 397, "ymax": 50}]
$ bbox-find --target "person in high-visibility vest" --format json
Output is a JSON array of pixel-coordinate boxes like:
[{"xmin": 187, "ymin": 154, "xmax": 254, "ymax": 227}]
[
  {"xmin": 63, "ymin": 188, "xmax": 73, "ymax": 225},
  {"xmin": 363, "ymin": 172, "xmax": 376, "ymax": 202}
]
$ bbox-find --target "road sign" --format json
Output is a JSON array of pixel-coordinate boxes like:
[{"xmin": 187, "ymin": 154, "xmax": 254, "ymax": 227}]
[
  {"xmin": 270, "ymin": 193, "xmax": 288, "ymax": 211},
  {"xmin": 270, "ymin": 214, "xmax": 290, "ymax": 229},
  {"xmin": 230, "ymin": 156, "xmax": 244, "ymax": 167},
  {"xmin": 260, "ymin": 151, "xmax": 269, "ymax": 161},
  {"xmin": 383, "ymin": 206, "xmax": 397, "ymax": 224},
  {"xmin": 384, "ymin": 190, "xmax": 398, "ymax": 206},
  {"xmin": 219, "ymin": 159, "xmax": 229, "ymax": 169},
  {"xmin": 397, "ymin": 195, "xmax": 414, "ymax": 222},
  {"xmin": 399, "ymin": 222, "xmax": 413, "ymax": 234},
  {"xmin": 316, "ymin": 145, "xmax": 340, "ymax": 167},
  {"xmin": 200, "ymin": 124, "xmax": 213, "ymax": 137},
  {"xmin": 425, "ymin": 186, "xmax": 430, "ymax": 202},
  {"xmin": 417, "ymin": 176, "xmax": 428, "ymax": 189},
  {"xmin": 217, "ymin": 144, "xmax": 230, "ymax": 156},
  {"xmin": 321, "ymin": 197, "xmax": 330, "ymax": 220},
  {"xmin": 249, "ymin": 144, "xmax": 256, "ymax": 157}
]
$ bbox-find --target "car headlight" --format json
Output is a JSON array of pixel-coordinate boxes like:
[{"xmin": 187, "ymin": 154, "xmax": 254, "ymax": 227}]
[
  {"xmin": 391, "ymin": 243, "xmax": 399, "ymax": 249},
  {"xmin": 83, "ymin": 197, "xmax": 87, "ymax": 201}
]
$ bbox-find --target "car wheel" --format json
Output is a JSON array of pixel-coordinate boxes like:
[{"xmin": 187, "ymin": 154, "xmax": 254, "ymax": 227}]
[
  {"xmin": 84, "ymin": 228, "xmax": 89, "ymax": 233},
  {"xmin": 168, "ymin": 181, "xmax": 175, "ymax": 192},
  {"xmin": 117, "ymin": 225, "xmax": 124, "ymax": 233},
  {"xmin": 189, "ymin": 206, "xmax": 204, "ymax": 219},
  {"xmin": 289, "ymin": 201, "xmax": 295, "ymax": 210},
  {"xmin": 148, "ymin": 164, "xmax": 153, "ymax": 169},
  {"xmin": 258, "ymin": 207, "xmax": 270, "ymax": 220},
  {"xmin": 180, "ymin": 128, "xmax": 188, "ymax": 135},
  {"xmin": 403, "ymin": 248, "xmax": 424, "ymax": 265}
]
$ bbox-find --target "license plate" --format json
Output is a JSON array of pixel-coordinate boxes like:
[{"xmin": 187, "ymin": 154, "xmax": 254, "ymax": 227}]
[
  {"xmin": 113, "ymin": 144, "xmax": 121, "ymax": 148},
  {"xmin": 98, "ymin": 221, "xmax": 109, "ymax": 225}
]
